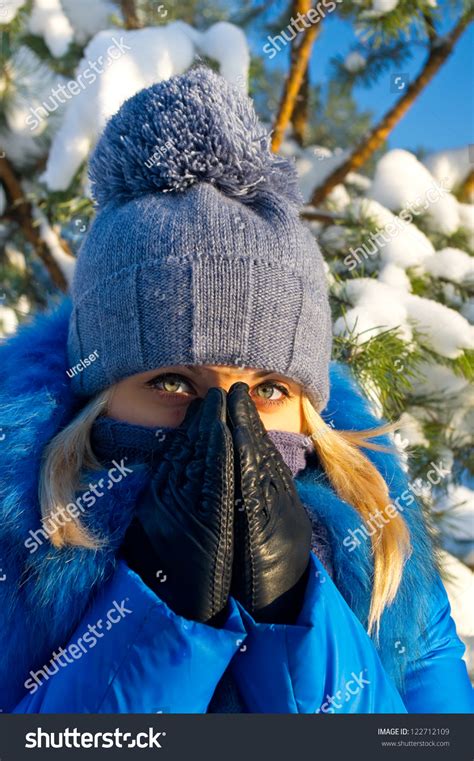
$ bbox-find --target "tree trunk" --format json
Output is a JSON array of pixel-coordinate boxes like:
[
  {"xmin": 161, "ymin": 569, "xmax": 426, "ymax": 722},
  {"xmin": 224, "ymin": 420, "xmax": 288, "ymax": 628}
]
[
  {"xmin": 120, "ymin": 0, "xmax": 142, "ymax": 30},
  {"xmin": 458, "ymin": 168, "xmax": 474, "ymax": 204},
  {"xmin": 310, "ymin": 12, "xmax": 473, "ymax": 206},
  {"xmin": 0, "ymin": 155, "xmax": 69, "ymax": 292},
  {"xmin": 291, "ymin": 66, "xmax": 309, "ymax": 145},
  {"xmin": 271, "ymin": 0, "xmax": 321, "ymax": 152}
]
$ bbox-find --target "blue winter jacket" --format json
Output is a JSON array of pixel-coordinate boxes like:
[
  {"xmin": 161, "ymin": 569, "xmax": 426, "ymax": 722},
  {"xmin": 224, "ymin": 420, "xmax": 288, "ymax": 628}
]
[{"xmin": 0, "ymin": 299, "xmax": 472, "ymax": 714}]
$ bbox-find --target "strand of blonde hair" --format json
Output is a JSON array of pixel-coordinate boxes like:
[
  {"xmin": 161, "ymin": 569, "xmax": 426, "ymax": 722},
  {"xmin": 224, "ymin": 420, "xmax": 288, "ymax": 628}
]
[
  {"xmin": 301, "ymin": 396, "xmax": 411, "ymax": 637},
  {"xmin": 38, "ymin": 390, "xmax": 110, "ymax": 549}
]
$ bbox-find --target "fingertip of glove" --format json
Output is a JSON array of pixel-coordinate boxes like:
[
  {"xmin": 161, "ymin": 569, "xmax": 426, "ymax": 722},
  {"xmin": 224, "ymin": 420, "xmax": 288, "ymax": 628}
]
[
  {"xmin": 203, "ymin": 386, "xmax": 228, "ymax": 424},
  {"xmin": 227, "ymin": 382, "xmax": 251, "ymax": 424},
  {"xmin": 229, "ymin": 382, "xmax": 250, "ymax": 395}
]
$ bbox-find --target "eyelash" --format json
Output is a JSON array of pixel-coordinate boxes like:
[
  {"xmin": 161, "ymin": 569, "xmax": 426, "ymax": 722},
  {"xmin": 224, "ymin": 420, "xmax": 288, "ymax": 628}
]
[{"xmin": 145, "ymin": 373, "xmax": 292, "ymax": 406}]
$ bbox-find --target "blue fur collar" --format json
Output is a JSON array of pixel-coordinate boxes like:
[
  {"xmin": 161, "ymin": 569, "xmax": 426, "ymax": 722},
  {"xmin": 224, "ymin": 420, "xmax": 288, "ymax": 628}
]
[{"xmin": 0, "ymin": 298, "xmax": 438, "ymax": 710}]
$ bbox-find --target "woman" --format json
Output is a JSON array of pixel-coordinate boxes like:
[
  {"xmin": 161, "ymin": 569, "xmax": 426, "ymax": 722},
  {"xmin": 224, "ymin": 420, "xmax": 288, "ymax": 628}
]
[{"xmin": 0, "ymin": 67, "xmax": 472, "ymax": 714}]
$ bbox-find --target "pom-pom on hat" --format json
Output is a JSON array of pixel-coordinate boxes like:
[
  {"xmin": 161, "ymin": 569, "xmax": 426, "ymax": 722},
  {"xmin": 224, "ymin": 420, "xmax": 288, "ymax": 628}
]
[
  {"xmin": 88, "ymin": 65, "xmax": 303, "ymax": 209},
  {"xmin": 67, "ymin": 66, "xmax": 332, "ymax": 409}
]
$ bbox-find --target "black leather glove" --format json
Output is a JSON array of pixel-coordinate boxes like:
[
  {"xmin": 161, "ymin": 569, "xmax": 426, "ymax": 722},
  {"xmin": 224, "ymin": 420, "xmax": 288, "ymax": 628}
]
[
  {"xmin": 120, "ymin": 387, "xmax": 234, "ymax": 626},
  {"xmin": 227, "ymin": 382, "xmax": 312, "ymax": 624}
]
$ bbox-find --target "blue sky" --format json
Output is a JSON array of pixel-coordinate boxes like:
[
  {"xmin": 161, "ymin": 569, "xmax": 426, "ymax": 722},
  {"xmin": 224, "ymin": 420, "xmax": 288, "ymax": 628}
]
[{"xmin": 255, "ymin": 4, "xmax": 474, "ymax": 153}]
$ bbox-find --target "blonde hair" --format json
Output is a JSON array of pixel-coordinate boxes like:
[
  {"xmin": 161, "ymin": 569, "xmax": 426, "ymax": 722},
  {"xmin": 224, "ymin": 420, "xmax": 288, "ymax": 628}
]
[
  {"xmin": 38, "ymin": 389, "xmax": 110, "ymax": 550},
  {"xmin": 40, "ymin": 388, "xmax": 411, "ymax": 635},
  {"xmin": 301, "ymin": 398, "xmax": 411, "ymax": 636}
]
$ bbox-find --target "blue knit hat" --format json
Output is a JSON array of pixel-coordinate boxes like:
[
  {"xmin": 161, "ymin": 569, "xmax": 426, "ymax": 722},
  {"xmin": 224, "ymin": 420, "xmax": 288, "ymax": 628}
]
[{"xmin": 67, "ymin": 67, "xmax": 332, "ymax": 409}]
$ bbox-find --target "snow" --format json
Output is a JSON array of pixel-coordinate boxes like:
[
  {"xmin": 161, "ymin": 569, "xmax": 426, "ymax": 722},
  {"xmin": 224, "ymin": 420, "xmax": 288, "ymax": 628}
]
[
  {"xmin": 346, "ymin": 172, "xmax": 372, "ymax": 192},
  {"xmin": 61, "ymin": 0, "xmax": 116, "ymax": 45},
  {"xmin": 433, "ymin": 485, "xmax": 474, "ymax": 541},
  {"xmin": 31, "ymin": 206, "xmax": 76, "ymax": 284},
  {"xmin": 327, "ymin": 184, "xmax": 352, "ymax": 211},
  {"xmin": 0, "ymin": 0, "xmax": 26, "ymax": 25},
  {"xmin": 397, "ymin": 411, "xmax": 429, "ymax": 447},
  {"xmin": 5, "ymin": 243, "xmax": 26, "ymax": 272},
  {"xmin": 411, "ymin": 362, "xmax": 470, "ymax": 397},
  {"xmin": 0, "ymin": 45, "xmax": 66, "ymax": 168},
  {"xmin": 368, "ymin": 149, "xmax": 462, "ymax": 235},
  {"xmin": 347, "ymin": 198, "xmax": 435, "ymax": 268},
  {"xmin": 405, "ymin": 293, "xmax": 474, "ymax": 358},
  {"xmin": 378, "ymin": 263, "xmax": 411, "ymax": 291},
  {"xmin": 295, "ymin": 147, "xmax": 371, "ymax": 204},
  {"xmin": 424, "ymin": 146, "xmax": 472, "ymax": 191},
  {"xmin": 461, "ymin": 299, "xmax": 474, "ymax": 324},
  {"xmin": 296, "ymin": 147, "xmax": 350, "ymax": 203},
  {"xmin": 449, "ymin": 384, "xmax": 474, "ymax": 441},
  {"xmin": 421, "ymin": 247, "xmax": 474, "ymax": 285},
  {"xmin": 40, "ymin": 21, "xmax": 250, "ymax": 191},
  {"xmin": 3, "ymin": 0, "xmax": 115, "ymax": 50},
  {"xmin": 334, "ymin": 277, "xmax": 474, "ymax": 357},
  {"xmin": 372, "ymin": 0, "xmax": 399, "ymax": 12},
  {"xmin": 0, "ymin": 305, "xmax": 18, "ymax": 335},
  {"xmin": 391, "ymin": 431, "xmax": 410, "ymax": 469},
  {"xmin": 0, "ymin": 124, "xmax": 46, "ymax": 168},
  {"xmin": 438, "ymin": 550, "xmax": 474, "ymax": 674},
  {"xmin": 182, "ymin": 21, "xmax": 250, "ymax": 90},
  {"xmin": 28, "ymin": 0, "xmax": 74, "ymax": 58},
  {"xmin": 280, "ymin": 137, "xmax": 304, "ymax": 160},
  {"xmin": 334, "ymin": 278, "xmax": 411, "ymax": 342},
  {"xmin": 320, "ymin": 225, "xmax": 350, "ymax": 254},
  {"xmin": 0, "ymin": 294, "xmax": 30, "ymax": 338},
  {"xmin": 444, "ymin": 282, "xmax": 465, "ymax": 310},
  {"xmin": 344, "ymin": 51, "xmax": 366, "ymax": 73},
  {"xmin": 5, "ymin": 44, "xmax": 67, "ymax": 134},
  {"xmin": 458, "ymin": 203, "xmax": 474, "ymax": 250}
]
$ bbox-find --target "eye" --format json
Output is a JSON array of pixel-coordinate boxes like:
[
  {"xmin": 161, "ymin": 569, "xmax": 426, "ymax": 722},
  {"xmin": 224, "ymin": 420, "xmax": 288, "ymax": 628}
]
[
  {"xmin": 146, "ymin": 373, "xmax": 195, "ymax": 396},
  {"xmin": 252, "ymin": 381, "xmax": 291, "ymax": 405}
]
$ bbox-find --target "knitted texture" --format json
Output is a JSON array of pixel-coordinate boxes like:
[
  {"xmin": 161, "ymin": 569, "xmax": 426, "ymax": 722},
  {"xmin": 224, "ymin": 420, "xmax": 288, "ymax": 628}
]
[
  {"xmin": 91, "ymin": 415, "xmax": 314, "ymax": 476},
  {"xmin": 67, "ymin": 66, "xmax": 332, "ymax": 409}
]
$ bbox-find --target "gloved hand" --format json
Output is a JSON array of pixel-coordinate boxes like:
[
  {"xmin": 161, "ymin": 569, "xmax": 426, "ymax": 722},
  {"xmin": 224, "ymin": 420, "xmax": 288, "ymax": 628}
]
[
  {"xmin": 227, "ymin": 382, "xmax": 313, "ymax": 624},
  {"xmin": 120, "ymin": 387, "xmax": 235, "ymax": 626}
]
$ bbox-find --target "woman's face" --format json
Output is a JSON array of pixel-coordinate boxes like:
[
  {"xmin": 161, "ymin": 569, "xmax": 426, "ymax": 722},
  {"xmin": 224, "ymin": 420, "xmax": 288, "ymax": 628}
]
[{"xmin": 107, "ymin": 365, "xmax": 304, "ymax": 432}]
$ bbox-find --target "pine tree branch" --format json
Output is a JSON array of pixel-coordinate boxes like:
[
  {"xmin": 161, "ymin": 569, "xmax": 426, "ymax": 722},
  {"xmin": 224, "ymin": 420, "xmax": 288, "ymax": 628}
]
[
  {"xmin": 309, "ymin": 10, "xmax": 474, "ymax": 206},
  {"xmin": 0, "ymin": 155, "xmax": 70, "ymax": 292},
  {"xmin": 120, "ymin": 0, "xmax": 142, "ymax": 30},
  {"xmin": 271, "ymin": 0, "xmax": 322, "ymax": 152}
]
